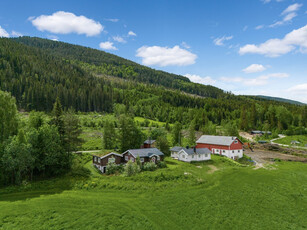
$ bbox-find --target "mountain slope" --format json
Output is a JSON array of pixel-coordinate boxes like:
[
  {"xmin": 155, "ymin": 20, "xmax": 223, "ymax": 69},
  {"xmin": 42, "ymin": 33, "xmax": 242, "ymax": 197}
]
[
  {"xmin": 252, "ymin": 95, "xmax": 305, "ymax": 106},
  {"xmin": 0, "ymin": 37, "xmax": 306, "ymax": 130},
  {"xmin": 13, "ymin": 37, "xmax": 225, "ymax": 99}
]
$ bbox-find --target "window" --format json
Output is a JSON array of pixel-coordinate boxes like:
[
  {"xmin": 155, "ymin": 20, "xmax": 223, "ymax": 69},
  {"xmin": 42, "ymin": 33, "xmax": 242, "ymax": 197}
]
[
  {"xmin": 125, "ymin": 156, "xmax": 128, "ymax": 161},
  {"xmin": 205, "ymin": 154, "xmax": 208, "ymax": 157},
  {"xmin": 140, "ymin": 158, "xmax": 144, "ymax": 162},
  {"xmin": 234, "ymin": 140, "xmax": 238, "ymax": 144},
  {"xmin": 223, "ymin": 150, "xmax": 225, "ymax": 153},
  {"xmin": 98, "ymin": 158, "xmax": 101, "ymax": 163},
  {"xmin": 192, "ymin": 155, "xmax": 194, "ymax": 158},
  {"xmin": 182, "ymin": 155, "xmax": 185, "ymax": 159},
  {"xmin": 157, "ymin": 156, "xmax": 160, "ymax": 161},
  {"xmin": 108, "ymin": 157, "xmax": 115, "ymax": 163},
  {"xmin": 199, "ymin": 154, "xmax": 201, "ymax": 158},
  {"xmin": 131, "ymin": 157, "xmax": 135, "ymax": 162},
  {"xmin": 232, "ymin": 150, "xmax": 234, "ymax": 153}
]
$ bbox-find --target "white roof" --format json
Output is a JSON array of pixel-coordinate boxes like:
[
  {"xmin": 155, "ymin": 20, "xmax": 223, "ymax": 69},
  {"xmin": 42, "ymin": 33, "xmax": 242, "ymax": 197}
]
[{"xmin": 196, "ymin": 135, "xmax": 240, "ymax": 146}]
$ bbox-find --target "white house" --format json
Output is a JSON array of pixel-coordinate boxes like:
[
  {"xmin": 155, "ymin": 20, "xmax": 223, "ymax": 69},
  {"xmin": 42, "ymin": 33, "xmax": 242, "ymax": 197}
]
[
  {"xmin": 177, "ymin": 147, "xmax": 211, "ymax": 162},
  {"xmin": 170, "ymin": 146, "xmax": 184, "ymax": 159}
]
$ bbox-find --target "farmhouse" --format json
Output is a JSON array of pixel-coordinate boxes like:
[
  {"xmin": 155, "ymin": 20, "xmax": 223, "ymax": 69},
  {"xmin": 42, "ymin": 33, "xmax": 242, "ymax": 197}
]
[
  {"xmin": 177, "ymin": 147, "xmax": 211, "ymax": 162},
  {"xmin": 196, "ymin": 135, "xmax": 243, "ymax": 159},
  {"xmin": 122, "ymin": 148, "xmax": 164, "ymax": 164},
  {"xmin": 170, "ymin": 146, "xmax": 184, "ymax": 159},
  {"xmin": 93, "ymin": 152, "xmax": 123, "ymax": 173}
]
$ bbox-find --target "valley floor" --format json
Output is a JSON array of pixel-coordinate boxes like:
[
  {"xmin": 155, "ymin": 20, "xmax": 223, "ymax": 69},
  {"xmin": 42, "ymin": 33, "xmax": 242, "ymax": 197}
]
[{"xmin": 0, "ymin": 156, "xmax": 306, "ymax": 230}]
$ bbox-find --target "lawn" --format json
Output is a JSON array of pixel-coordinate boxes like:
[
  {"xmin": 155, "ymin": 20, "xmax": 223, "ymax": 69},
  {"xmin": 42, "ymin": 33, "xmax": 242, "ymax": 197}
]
[
  {"xmin": 0, "ymin": 156, "xmax": 306, "ymax": 229},
  {"xmin": 274, "ymin": 135, "xmax": 307, "ymax": 148}
]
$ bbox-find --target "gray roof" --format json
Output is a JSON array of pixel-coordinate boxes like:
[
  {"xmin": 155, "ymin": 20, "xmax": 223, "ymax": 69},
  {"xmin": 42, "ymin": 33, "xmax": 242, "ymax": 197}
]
[
  {"xmin": 170, "ymin": 146, "xmax": 184, "ymax": 152},
  {"xmin": 196, "ymin": 135, "xmax": 241, "ymax": 146},
  {"xmin": 127, "ymin": 148, "xmax": 164, "ymax": 158},
  {"xmin": 180, "ymin": 148, "xmax": 211, "ymax": 155},
  {"xmin": 144, "ymin": 139, "xmax": 156, "ymax": 144}
]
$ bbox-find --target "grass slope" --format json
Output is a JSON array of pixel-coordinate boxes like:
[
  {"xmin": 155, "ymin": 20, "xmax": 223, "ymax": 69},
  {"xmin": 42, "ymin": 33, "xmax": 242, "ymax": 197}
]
[
  {"xmin": 274, "ymin": 135, "xmax": 307, "ymax": 147},
  {"xmin": 0, "ymin": 156, "xmax": 306, "ymax": 229}
]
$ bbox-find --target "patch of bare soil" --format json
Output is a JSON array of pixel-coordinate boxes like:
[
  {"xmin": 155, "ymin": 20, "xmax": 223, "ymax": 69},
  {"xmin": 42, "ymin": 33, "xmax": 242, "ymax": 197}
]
[
  {"xmin": 207, "ymin": 165, "xmax": 218, "ymax": 174},
  {"xmin": 244, "ymin": 148, "xmax": 307, "ymax": 165},
  {"xmin": 239, "ymin": 132, "xmax": 254, "ymax": 142}
]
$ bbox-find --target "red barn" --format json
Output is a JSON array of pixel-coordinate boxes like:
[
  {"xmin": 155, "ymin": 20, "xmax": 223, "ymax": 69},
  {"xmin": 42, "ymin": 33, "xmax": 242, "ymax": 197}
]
[{"xmin": 196, "ymin": 135, "xmax": 243, "ymax": 160}]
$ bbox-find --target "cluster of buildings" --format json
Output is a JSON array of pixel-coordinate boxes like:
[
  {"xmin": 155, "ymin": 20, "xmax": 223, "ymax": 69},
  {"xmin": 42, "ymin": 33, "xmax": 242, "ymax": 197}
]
[{"xmin": 93, "ymin": 135, "xmax": 244, "ymax": 173}]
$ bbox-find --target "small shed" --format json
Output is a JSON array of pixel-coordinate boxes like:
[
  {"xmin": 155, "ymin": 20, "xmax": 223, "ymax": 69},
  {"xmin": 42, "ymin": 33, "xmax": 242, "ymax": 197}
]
[{"xmin": 143, "ymin": 139, "xmax": 156, "ymax": 148}]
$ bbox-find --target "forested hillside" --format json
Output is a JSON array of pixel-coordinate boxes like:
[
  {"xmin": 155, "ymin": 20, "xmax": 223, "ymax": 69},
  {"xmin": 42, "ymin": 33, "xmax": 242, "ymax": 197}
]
[
  {"xmin": 0, "ymin": 37, "xmax": 306, "ymax": 133},
  {"xmin": 13, "ymin": 37, "xmax": 225, "ymax": 98}
]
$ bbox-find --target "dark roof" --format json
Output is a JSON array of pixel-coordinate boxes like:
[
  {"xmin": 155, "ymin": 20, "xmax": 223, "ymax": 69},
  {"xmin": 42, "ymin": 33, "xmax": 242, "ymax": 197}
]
[
  {"xmin": 126, "ymin": 148, "xmax": 164, "ymax": 158},
  {"xmin": 144, "ymin": 139, "xmax": 156, "ymax": 144},
  {"xmin": 180, "ymin": 148, "xmax": 211, "ymax": 155},
  {"xmin": 170, "ymin": 146, "xmax": 184, "ymax": 152},
  {"xmin": 251, "ymin": 130, "xmax": 263, "ymax": 134},
  {"xmin": 196, "ymin": 135, "xmax": 242, "ymax": 146}
]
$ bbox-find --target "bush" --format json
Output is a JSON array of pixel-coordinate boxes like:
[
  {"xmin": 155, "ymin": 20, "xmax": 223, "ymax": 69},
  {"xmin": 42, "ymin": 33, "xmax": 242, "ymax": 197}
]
[
  {"xmin": 106, "ymin": 163, "xmax": 123, "ymax": 175},
  {"xmin": 124, "ymin": 160, "xmax": 141, "ymax": 176},
  {"xmin": 157, "ymin": 161, "xmax": 167, "ymax": 168},
  {"xmin": 143, "ymin": 162, "xmax": 157, "ymax": 171}
]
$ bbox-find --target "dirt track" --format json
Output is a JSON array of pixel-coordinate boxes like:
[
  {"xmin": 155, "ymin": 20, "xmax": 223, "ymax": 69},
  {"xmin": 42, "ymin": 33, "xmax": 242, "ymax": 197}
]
[{"xmin": 244, "ymin": 148, "xmax": 307, "ymax": 164}]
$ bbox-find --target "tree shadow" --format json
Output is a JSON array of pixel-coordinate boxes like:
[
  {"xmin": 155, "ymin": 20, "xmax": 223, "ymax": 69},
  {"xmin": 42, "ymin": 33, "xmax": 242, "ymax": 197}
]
[{"xmin": 0, "ymin": 169, "xmax": 90, "ymax": 202}]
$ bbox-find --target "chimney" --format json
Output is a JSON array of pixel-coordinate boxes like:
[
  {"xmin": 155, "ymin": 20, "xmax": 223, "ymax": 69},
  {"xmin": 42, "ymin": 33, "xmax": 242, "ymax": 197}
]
[
  {"xmin": 186, "ymin": 146, "xmax": 189, "ymax": 149},
  {"xmin": 193, "ymin": 146, "xmax": 196, "ymax": 153}
]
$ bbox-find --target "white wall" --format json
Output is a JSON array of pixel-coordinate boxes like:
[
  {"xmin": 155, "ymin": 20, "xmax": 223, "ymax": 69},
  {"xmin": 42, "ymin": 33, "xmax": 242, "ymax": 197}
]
[
  {"xmin": 177, "ymin": 150, "xmax": 211, "ymax": 162},
  {"xmin": 171, "ymin": 151, "xmax": 179, "ymax": 158},
  {"xmin": 212, "ymin": 149, "xmax": 243, "ymax": 159}
]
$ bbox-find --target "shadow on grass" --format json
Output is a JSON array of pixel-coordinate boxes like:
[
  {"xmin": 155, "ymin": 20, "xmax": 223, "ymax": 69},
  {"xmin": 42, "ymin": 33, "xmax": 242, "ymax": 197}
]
[{"xmin": 0, "ymin": 168, "xmax": 91, "ymax": 202}]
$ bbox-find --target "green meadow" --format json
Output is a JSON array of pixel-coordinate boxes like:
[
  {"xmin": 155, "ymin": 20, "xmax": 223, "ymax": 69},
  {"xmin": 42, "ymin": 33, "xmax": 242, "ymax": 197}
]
[
  {"xmin": 274, "ymin": 135, "xmax": 307, "ymax": 148},
  {"xmin": 0, "ymin": 155, "xmax": 306, "ymax": 230}
]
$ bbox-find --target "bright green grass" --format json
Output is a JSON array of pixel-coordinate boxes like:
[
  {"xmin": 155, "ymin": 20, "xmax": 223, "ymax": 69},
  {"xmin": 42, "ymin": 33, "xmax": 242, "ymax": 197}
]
[
  {"xmin": 80, "ymin": 127, "xmax": 103, "ymax": 150},
  {"xmin": 274, "ymin": 135, "xmax": 307, "ymax": 147},
  {"xmin": 134, "ymin": 116, "xmax": 172, "ymax": 127},
  {"xmin": 1, "ymin": 156, "xmax": 306, "ymax": 230}
]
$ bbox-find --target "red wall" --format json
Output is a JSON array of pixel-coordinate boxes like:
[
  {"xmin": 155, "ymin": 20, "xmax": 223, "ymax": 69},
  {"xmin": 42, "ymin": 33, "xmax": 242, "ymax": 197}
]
[{"xmin": 196, "ymin": 138, "xmax": 243, "ymax": 151}]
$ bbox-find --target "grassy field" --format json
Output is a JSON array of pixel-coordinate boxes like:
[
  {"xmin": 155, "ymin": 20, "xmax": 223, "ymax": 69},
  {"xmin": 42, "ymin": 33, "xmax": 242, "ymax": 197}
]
[
  {"xmin": 0, "ymin": 155, "xmax": 306, "ymax": 229},
  {"xmin": 274, "ymin": 135, "xmax": 307, "ymax": 148}
]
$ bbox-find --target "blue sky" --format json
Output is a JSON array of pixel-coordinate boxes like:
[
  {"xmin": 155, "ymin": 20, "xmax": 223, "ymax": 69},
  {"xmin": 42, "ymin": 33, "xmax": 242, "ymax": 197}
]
[{"xmin": 1, "ymin": 0, "xmax": 307, "ymax": 103}]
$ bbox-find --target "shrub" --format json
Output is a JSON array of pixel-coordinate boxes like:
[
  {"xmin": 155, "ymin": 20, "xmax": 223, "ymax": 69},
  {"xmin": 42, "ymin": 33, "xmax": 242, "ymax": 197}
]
[
  {"xmin": 124, "ymin": 160, "xmax": 140, "ymax": 176},
  {"xmin": 157, "ymin": 161, "xmax": 167, "ymax": 168},
  {"xmin": 143, "ymin": 162, "xmax": 157, "ymax": 171},
  {"xmin": 106, "ymin": 163, "xmax": 123, "ymax": 175}
]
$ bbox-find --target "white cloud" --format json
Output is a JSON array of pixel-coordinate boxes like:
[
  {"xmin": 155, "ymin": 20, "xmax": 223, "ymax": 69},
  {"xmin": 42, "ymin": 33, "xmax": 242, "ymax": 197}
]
[
  {"xmin": 11, "ymin": 31, "xmax": 23, "ymax": 37},
  {"xmin": 30, "ymin": 11, "xmax": 103, "ymax": 36},
  {"xmin": 287, "ymin": 83, "xmax": 307, "ymax": 95},
  {"xmin": 136, "ymin": 45, "xmax": 197, "ymax": 67},
  {"xmin": 239, "ymin": 25, "xmax": 307, "ymax": 57},
  {"xmin": 99, "ymin": 41, "xmax": 117, "ymax": 50},
  {"xmin": 0, "ymin": 26, "xmax": 9, "ymax": 37},
  {"xmin": 184, "ymin": 74, "xmax": 216, "ymax": 85},
  {"xmin": 255, "ymin": 25, "xmax": 264, "ymax": 30},
  {"xmin": 262, "ymin": 0, "xmax": 284, "ymax": 3},
  {"xmin": 113, "ymin": 36, "xmax": 126, "ymax": 43},
  {"xmin": 47, "ymin": 35, "xmax": 59, "ymax": 41},
  {"xmin": 128, "ymin": 31, "xmax": 136, "ymax": 37},
  {"xmin": 221, "ymin": 72, "xmax": 289, "ymax": 86},
  {"xmin": 213, "ymin": 35, "xmax": 233, "ymax": 46},
  {"xmin": 282, "ymin": 3, "xmax": 303, "ymax": 15},
  {"xmin": 242, "ymin": 64, "xmax": 266, "ymax": 73},
  {"xmin": 105, "ymin": 18, "xmax": 119, "ymax": 22},
  {"xmin": 181, "ymin": 41, "xmax": 190, "ymax": 49},
  {"xmin": 269, "ymin": 3, "xmax": 302, "ymax": 27}
]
